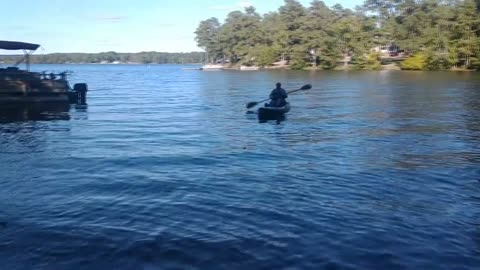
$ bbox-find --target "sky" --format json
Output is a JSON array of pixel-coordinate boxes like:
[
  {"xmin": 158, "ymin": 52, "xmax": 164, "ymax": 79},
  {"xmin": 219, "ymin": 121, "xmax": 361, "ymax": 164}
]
[{"xmin": 0, "ymin": 0, "xmax": 364, "ymax": 54}]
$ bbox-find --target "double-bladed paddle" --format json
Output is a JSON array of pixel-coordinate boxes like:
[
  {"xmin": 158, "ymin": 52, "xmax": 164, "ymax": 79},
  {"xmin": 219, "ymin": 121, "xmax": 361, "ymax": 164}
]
[{"xmin": 246, "ymin": 84, "xmax": 312, "ymax": 109}]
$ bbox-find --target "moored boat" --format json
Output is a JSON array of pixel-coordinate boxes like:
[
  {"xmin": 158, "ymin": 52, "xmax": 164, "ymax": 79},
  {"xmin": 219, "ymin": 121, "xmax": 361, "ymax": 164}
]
[
  {"xmin": 240, "ymin": 65, "xmax": 260, "ymax": 71},
  {"xmin": 0, "ymin": 40, "xmax": 88, "ymax": 106},
  {"xmin": 200, "ymin": 64, "xmax": 224, "ymax": 70},
  {"xmin": 258, "ymin": 103, "xmax": 291, "ymax": 120}
]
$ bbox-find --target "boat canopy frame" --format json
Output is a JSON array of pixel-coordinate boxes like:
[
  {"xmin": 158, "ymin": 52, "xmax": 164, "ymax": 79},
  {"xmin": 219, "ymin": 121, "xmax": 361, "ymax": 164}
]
[{"xmin": 0, "ymin": 40, "xmax": 40, "ymax": 71}]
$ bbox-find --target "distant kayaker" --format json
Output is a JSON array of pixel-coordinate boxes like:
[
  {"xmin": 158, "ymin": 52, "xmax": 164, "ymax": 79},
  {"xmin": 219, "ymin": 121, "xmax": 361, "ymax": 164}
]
[{"xmin": 268, "ymin": 82, "xmax": 288, "ymax": 107}]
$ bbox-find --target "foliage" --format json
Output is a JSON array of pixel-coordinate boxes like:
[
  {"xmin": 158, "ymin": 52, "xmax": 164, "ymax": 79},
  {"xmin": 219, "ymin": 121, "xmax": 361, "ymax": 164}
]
[
  {"xmin": 290, "ymin": 53, "xmax": 308, "ymax": 70},
  {"xmin": 194, "ymin": 18, "xmax": 222, "ymax": 62},
  {"xmin": 316, "ymin": 51, "xmax": 339, "ymax": 70},
  {"xmin": 352, "ymin": 53, "xmax": 381, "ymax": 70},
  {"xmin": 194, "ymin": 0, "xmax": 480, "ymax": 71},
  {"xmin": 470, "ymin": 57, "xmax": 480, "ymax": 70},
  {"xmin": 425, "ymin": 53, "xmax": 451, "ymax": 71},
  {"xmin": 251, "ymin": 45, "xmax": 279, "ymax": 67},
  {"xmin": 400, "ymin": 53, "xmax": 428, "ymax": 70}
]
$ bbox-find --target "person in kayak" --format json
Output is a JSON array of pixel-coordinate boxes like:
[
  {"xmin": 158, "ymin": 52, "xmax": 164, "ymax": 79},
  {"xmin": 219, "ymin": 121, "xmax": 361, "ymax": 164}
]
[{"xmin": 267, "ymin": 82, "xmax": 288, "ymax": 107}]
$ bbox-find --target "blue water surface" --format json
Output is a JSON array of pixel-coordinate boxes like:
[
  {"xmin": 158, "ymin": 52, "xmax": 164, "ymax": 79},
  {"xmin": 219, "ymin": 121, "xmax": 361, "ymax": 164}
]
[{"xmin": 0, "ymin": 64, "xmax": 479, "ymax": 270}]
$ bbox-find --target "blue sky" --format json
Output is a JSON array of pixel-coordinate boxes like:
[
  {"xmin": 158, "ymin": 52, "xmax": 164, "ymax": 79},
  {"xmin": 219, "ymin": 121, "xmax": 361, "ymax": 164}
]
[{"xmin": 0, "ymin": 0, "xmax": 364, "ymax": 53}]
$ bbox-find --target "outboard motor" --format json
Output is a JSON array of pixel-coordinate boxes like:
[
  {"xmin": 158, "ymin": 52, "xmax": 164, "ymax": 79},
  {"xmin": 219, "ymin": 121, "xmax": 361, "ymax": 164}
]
[{"xmin": 73, "ymin": 83, "xmax": 88, "ymax": 106}]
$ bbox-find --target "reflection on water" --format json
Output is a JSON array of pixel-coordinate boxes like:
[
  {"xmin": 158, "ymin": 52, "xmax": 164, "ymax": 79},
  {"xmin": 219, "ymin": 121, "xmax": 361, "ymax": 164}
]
[
  {"xmin": 259, "ymin": 116, "xmax": 285, "ymax": 124},
  {"xmin": 0, "ymin": 103, "xmax": 70, "ymax": 123}
]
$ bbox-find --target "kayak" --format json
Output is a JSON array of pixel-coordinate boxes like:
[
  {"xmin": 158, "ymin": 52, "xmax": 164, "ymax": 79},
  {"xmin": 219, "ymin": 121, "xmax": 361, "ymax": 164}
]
[{"xmin": 258, "ymin": 103, "xmax": 291, "ymax": 120}]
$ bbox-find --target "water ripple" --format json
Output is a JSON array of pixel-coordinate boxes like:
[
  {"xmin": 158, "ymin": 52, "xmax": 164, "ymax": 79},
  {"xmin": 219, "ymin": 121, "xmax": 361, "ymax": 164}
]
[{"xmin": 0, "ymin": 66, "xmax": 479, "ymax": 269}]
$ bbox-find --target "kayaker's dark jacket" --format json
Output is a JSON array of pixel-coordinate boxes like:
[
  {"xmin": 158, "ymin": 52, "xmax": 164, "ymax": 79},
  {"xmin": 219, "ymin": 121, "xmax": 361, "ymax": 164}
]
[{"xmin": 269, "ymin": 87, "xmax": 288, "ymax": 107}]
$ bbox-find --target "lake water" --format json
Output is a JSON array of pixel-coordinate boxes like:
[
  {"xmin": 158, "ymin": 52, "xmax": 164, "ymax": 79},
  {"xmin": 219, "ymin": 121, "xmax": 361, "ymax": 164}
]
[{"xmin": 1, "ymin": 64, "xmax": 479, "ymax": 270}]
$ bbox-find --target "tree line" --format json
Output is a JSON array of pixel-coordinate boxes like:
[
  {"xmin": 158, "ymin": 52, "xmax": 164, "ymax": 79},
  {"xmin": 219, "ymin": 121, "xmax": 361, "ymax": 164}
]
[
  {"xmin": 0, "ymin": 51, "xmax": 204, "ymax": 65},
  {"xmin": 194, "ymin": 0, "xmax": 480, "ymax": 70}
]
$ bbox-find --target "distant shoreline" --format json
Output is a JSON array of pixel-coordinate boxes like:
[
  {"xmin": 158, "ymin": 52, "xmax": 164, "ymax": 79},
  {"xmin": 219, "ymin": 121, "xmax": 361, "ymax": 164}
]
[
  {"xmin": 0, "ymin": 61, "xmax": 203, "ymax": 65},
  {"xmin": 1, "ymin": 53, "xmax": 477, "ymax": 71},
  {"xmin": 0, "ymin": 51, "xmax": 205, "ymax": 66},
  {"xmin": 1, "ymin": 62, "xmax": 476, "ymax": 72}
]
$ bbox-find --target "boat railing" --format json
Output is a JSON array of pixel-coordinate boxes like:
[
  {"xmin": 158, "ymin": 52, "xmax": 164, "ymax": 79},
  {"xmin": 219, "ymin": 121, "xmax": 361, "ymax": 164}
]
[
  {"xmin": 38, "ymin": 70, "xmax": 73, "ymax": 80},
  {"xmin": 0, "ymin": 68, "xmax": 73, "ymax": 81},
  {"xmin": 0, "ymin": 68, "xmax": 74, "ymax": 93}
]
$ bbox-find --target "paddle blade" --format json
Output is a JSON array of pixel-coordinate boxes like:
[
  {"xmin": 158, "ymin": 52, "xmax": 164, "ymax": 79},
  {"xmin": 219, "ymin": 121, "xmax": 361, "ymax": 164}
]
[
  {"xmin": 301, "ymin": 84, "xmax": 312, "ymax": 90},
  {"xmin": 246, "ymin": 101, "xmax": 258, "ymax": 109}
]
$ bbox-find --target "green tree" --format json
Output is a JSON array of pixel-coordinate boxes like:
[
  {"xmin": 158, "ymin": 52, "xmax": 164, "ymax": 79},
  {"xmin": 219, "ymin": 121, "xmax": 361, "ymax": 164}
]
[
  {"xmin": 451, "ymin": 0, "xmax": 480, "ymax": 68},
  {"xmin": 278, "ymin": 0, "xmax": 307, "ymax": 65},
  {"xmin": 216, "ymin": 7, "xmax": 264, "ymax": 65},
  {"xmin": 191, "ymin": 0, "xmax": 480, "ymax": 71},
  {"xmin": 194, "ymin": 17, "xmax": 221, "ymax": 62},
  {"xmin": 303, "ymin": 0, "xmax": 340, "ymax": 69}
]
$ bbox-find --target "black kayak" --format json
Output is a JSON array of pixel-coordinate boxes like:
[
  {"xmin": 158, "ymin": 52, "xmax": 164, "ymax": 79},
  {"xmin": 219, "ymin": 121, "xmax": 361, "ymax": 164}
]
[{"xmin": 258, "ymin": 103, "xmax": 291, "ymax": 120}]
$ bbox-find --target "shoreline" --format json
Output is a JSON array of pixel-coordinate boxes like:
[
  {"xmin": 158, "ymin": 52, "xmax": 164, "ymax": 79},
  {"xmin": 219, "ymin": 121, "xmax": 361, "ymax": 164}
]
[{"xmin": 2, "ymin": 62, "xmax": 476, "ymax": 72}]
